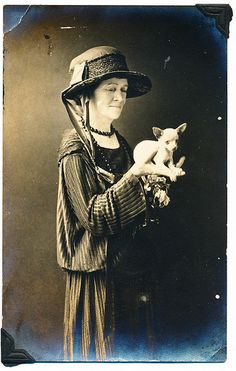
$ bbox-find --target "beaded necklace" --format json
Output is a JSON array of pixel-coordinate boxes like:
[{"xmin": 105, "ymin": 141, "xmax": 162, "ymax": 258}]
[
  {"xmin": 91, "ymin": 135, "xmax": 122, "ymax": 173},
  {"xmin": 80, "ymin": 116, "xmax": 131, "ymax": 173},
  {"xmin": 90, "ymin": 125, "xmax": 115, "ymax": 137}
]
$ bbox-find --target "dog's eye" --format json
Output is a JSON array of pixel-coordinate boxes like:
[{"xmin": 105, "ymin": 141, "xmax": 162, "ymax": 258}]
[{"xmin": 165, "ymin": 141, "xmax": 170, "ymax": 145}]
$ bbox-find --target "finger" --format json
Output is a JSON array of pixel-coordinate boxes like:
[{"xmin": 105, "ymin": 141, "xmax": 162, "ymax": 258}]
[
  {"xmin": 164, "ymin": 196, "xmax": 170, "ymax": 206},
  {"xmin": 176, "ymin": 171, "xmax": 185, "ymax": 177},
  {"xmin": 159, "ymin": 190, "xmax": 166, "ymax": 203}
]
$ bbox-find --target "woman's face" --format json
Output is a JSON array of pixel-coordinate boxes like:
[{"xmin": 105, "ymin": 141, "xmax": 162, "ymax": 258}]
[{"xmin": 89, "ymin": 77, "xmax": 128, "ymax": 123}]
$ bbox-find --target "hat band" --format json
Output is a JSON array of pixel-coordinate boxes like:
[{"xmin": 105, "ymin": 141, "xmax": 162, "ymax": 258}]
[{"xmin": 86, "ymin": 53, "xmax": 129, "ymax": 80}]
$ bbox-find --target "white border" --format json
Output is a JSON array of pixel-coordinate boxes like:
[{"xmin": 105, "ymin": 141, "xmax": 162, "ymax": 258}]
[{"xmin": 1, "ymin": 1, "xmax": 235, "ymax": 370}]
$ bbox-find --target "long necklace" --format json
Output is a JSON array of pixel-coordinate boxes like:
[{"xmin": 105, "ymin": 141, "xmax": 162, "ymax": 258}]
[
  {"xmin": 91, "ymin": 135, "xmax": 116, "ymax": 173},
  {"xmin": 80, "ymin": 116, "xmax": 117, "ymax": 171},
  {"xmin": 90, "ymin": 125, "xmax": 115, "ymax": 137},
  {"xmin": 80, "ymin": 115, "xmax": 130, "ymax": 173}
]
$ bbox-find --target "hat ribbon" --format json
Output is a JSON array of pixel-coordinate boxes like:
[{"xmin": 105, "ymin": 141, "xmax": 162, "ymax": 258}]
[{"xmin": 70, "ymin": 61, "xmax": 89, "ymax": 86}]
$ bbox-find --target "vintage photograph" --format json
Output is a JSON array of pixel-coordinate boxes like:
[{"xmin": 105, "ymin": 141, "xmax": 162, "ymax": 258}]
[{"xmin": 2, "ymin": 4, "xmax": 231, "ymax": 365}]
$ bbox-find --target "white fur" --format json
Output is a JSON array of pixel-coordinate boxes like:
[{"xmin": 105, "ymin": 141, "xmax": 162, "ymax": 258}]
[{"xmin": 133, "ymin": 123, "xmax": 187, "ymax": 182}]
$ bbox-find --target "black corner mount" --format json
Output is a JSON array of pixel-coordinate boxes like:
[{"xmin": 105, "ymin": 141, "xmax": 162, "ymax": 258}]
[
  {"xmin": 196, "ymin": 4, "xmax": 233, "ymax": 38},
  {"xmin": 1, "ymin": 328, "xmax": 36, "ymax": 367}
]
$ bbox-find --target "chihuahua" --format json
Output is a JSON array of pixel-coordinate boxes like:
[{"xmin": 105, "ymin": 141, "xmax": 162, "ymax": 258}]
[{"xmin": 133, "ymin": 123, "xmax": 187, "ymax": 182}]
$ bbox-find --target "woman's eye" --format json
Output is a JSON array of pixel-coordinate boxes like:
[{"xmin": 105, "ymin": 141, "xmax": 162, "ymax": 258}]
[{"xmin": 106, "ymin": 86, "xmax": 128, "ymax": 93}]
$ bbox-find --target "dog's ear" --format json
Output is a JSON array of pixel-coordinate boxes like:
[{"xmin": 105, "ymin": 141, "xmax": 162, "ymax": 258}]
[
  {"xmin": 152, "ymin": 127, "xmax": 163, "ymax": 139},
  {"xmin": 176, "ymin": 123, "xmax": 187, "ymax": 134}
]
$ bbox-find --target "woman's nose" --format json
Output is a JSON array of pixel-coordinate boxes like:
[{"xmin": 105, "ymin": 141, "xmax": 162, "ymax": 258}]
[{"xmin": 114, "ymin": 90, "xmax": 124, "ymax": 102}]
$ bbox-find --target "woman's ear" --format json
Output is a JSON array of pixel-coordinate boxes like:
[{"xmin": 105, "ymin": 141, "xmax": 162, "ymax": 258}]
[{"xmin": 152, "ymin": 127, "xmax": 163, "ymax": 139}]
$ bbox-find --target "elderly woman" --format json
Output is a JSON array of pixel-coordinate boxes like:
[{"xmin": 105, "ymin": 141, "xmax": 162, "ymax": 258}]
[{"xmin": 57, "ymin": 46, "xmax": 176, "ymax": 361}]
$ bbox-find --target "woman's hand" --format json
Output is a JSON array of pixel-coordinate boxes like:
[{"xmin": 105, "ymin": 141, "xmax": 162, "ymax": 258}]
[
  {"xmin": 129, "ymin": 163, "xmax": 163, "ymax": 177},
  {"xmin": 129, "ymin": 161, "xmax": 184, "ymax": 178},
  {"xmin": 129, "ymin": 156, "xmax": 186, "ymax": 178}
]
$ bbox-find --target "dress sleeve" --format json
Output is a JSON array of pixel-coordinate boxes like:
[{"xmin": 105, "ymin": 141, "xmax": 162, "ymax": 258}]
[{"xmin": 62, "ymin": 153, "xmax": 147, "ymax": 236}]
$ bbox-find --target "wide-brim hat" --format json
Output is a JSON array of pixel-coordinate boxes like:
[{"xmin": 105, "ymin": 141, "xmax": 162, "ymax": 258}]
[{"xmin": 62, "ymin": 46, "xmax": 152, "ymax": 100}]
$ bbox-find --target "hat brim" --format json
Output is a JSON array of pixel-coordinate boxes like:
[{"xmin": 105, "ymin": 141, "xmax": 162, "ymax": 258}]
[{"xmin": 62, "ymin": 70, "xmax": 152, "ymax": 100}]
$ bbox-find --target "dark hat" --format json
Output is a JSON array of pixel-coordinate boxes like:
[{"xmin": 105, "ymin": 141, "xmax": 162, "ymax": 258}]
[{"xmin": 62, "ymin": 46, "xmax": 152, "ymax": 100}]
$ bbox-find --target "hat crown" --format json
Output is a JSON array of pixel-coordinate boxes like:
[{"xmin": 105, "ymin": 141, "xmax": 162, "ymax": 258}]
[{"xmin": 69, "ymin": 46, "xmax": 122, "ymax": 72}]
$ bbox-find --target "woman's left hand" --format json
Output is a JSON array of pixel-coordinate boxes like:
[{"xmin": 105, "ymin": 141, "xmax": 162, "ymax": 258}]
[{"xmin": 129, "ymin": 163, "xmax": 178, "ymax": 178}]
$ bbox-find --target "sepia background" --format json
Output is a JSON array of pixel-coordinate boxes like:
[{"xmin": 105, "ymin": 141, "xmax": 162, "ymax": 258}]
[{"xmin": 3, "ymin": 5, "xmax": 227, "ymax": 361}]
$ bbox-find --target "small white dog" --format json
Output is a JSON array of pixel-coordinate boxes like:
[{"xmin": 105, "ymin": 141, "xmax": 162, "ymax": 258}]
[{"xmin": 133, "ymin": 123, "xmax": 187, "ymax": 182}]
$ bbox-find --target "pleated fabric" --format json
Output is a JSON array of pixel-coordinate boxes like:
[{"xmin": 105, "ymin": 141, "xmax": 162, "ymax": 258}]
[
  {"xmin": 56, "ymin": 129, "xmax": 147, "ymax": 272},
  {"xmin": 64, "ymin": 270, "xmax": 113, "ymax": 361},
  {"xmin": 57, "ymin": 129, "xmax": 148, "ymax": 360}
]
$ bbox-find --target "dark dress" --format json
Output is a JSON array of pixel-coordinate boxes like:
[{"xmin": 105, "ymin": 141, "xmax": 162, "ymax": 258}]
[
  {"xmin": 61, "ymin": 129, "xmax": 160, "ymax": 361},
  {"xmin": 93, "ymin": 139, "xmax": 158, "ymax": 360}
]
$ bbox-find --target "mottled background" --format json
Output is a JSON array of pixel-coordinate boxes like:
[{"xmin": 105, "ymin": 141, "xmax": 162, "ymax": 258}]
[{"xmin": 3, "ymin": 5, "xmax": 227, "ymax": 362}]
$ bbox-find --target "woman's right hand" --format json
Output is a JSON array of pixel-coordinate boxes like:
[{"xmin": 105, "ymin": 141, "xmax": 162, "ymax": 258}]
[{"xmin": 129, "ymin": 163, "xmax": 166, "ymax": 177}]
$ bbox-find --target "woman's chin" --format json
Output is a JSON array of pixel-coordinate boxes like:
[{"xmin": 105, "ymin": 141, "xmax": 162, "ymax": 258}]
[
  {"xmin": 109, "ymin": 111, "xmax": 122, "ymax": 121},
  {"xmin": 109, "ymin": 106, "xmax": 123, "ymax": 116},
  {"xmin": 112, "ymin": 114, "xmax": 121, "ymax": 121}
]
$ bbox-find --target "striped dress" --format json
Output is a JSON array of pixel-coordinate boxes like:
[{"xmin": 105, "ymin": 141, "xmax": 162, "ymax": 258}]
[{"xmin": 56, "ymin": 129, "xmax": 151, "ymax": 361}]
